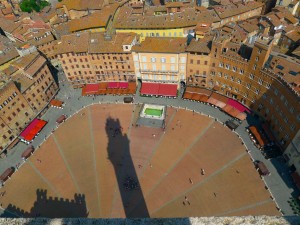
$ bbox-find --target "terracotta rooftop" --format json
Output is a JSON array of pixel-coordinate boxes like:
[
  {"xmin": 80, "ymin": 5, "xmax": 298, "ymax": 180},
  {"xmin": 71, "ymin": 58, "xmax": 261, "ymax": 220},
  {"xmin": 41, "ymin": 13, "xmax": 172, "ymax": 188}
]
[
  {"xmin": 269, "ymin": 54, "xmax": 300, "ymax": 93},
  {"xmin": 266, "ymin": 14, "xmax": 283, "ymax": 27},
  {"xmin": 12, "ymin": 72, "xmax": 35, "ymax": 93},
  {"xmin": 2, "ymin": 65, "xmax": 18, "ymax": 76},
  {"xmin": 213, "ymin": 1, "xmax": 263, "ymax": 20},
  {"xmin": 26, "ymin": 31, "xmax": 55, "ymax": 47},
  {"xmin": 238, "ymin": 20, "xmax": 260, "ymax": 34},
  {"xmin": 186, "ymin": 39, "xmax": 210, "ymax": 54},
  {"xmin": 57, "ymin": 4, "xmax": 117, "ymax": 33},
  {"xmin": 259, "ymin": 20, "xmax": 271, "ymax": 28},
  {"xmin": 285, "ymin": 30, "xmax": 300, "ymax": 42},
  {"xmin": 12, "ymin": 52, "xmax": 41, "ymax": 70},
  {"xmin": 56, "ymin": 32, "xmax": 90, "ymax": 54},
  {"xmin": 284, "ymin": 13, "xmax": 298, "ymax": 24},
  {"xmin": 165, "ymin": 2, "xmax": 184, "ymax": 7},
  {"xmin": 195, "ymin": 22, "xmax": 211, "ymax": 34},
  {"xmin": 0, "ymin": 35, "xmax": 19, "ymax": 66},
  {"xmin": 1, "ymin": 6, "xmax": 13, "ymax": 15},
  {"xmin": 88, "ymin": 32, "xmax": 136, "ymax": 53},
  {"xmin": 0, "ymin": 18, "xmax": 20, "ymax": 33},
  {"xmin": 54, "ymin": 23, "xmax": 71, "ymax": 38},
  {"xmin": 292, "ymin": 45, "xmax": 300, "ymax": 58},
  {"xmin": 114, "ymin": 6, "xmax": 219, "ymax": 29},
  {"xmin": 132, "ymin": 37, "xmax": 187, "ymax": 53},
  {"xmin": 56, "ymin": 0, "xmax": 105, "ymax": 11}
]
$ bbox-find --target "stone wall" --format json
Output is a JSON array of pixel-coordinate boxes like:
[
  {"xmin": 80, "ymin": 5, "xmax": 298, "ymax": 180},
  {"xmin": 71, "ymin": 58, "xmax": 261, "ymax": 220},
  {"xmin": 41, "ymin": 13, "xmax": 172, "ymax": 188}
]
[{"xmin": 0, "ymin": 216, "xmax": 300, "ymax": 225}]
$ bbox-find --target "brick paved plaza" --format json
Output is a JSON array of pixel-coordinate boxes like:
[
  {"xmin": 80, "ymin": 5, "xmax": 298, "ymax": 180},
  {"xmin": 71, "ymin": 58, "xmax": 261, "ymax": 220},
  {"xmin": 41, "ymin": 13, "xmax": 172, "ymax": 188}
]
[{"xmin": 0, "ymin": 104, "xmax": 280, "ymax": 218}]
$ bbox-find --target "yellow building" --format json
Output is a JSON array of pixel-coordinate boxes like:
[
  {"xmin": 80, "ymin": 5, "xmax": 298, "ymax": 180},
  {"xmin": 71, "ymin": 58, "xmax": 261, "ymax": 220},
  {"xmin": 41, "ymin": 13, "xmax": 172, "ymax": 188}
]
[
  {"xmin": 132, "ymin": 37, "xmax": 187, "ymax": 86},
  {"xmin": 114, "ymin": 5, "xmax": 219, "ymax": 41},
  {"xmin": 117, "ymin": 28, "xmax": 187, "ymax": 42}
]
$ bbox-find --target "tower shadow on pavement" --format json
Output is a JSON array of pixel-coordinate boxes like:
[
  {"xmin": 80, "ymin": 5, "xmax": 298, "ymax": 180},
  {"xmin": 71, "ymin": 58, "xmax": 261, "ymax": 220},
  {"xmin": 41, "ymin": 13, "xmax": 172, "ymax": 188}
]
[
  {"xmin": 1, "ymin": 189, "xmax": 88, "ymax": 218},
  {"xmin": 105, "ymin": 117, "xmax": 149, "ymax": 218}
]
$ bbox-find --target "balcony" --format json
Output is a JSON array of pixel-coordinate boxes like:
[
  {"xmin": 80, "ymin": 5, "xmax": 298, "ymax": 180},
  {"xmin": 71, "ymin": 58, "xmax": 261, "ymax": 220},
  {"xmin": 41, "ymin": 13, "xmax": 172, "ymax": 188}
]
[{"xmin": 140, "ymin": 69, "xmax": 178, "ymax": 74}]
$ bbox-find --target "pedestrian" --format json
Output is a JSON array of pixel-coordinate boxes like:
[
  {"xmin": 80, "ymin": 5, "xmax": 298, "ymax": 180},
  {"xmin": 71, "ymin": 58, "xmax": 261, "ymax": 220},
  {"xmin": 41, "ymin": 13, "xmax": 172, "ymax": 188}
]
[
  {"xmin": 236, "ymin": 170, "xmax": 240, "ymax": 174},
  {"xmin": 187, "ymin": 201, "xmax": 190, "ymax": 205},
  {"xmin": 189, "ymin": 178, "xmax": 193, "ymax": 184},
  {"xmin": 182, "ymin": 201, "xmax": 186, "ymax": 206},
  {"xmin": 185, "ymin": 196, "xmax": 188, "ymax": 201},
  {"xmin": 149, "ymin": 163, "xmax": 152, "ymax": 168},
  {"xmin": 201, "ymin": 168, "xmax": 205, "ymax": 175},
  {"xmin": 213, "ymin": 192, "xmax": 217, "ymax": 197}
]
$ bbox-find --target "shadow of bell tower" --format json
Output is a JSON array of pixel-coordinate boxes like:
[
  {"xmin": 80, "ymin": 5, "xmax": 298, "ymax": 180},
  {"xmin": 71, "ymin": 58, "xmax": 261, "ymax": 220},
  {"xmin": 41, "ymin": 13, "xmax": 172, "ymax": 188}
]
[{"xmin": 105, "ymin": 117, "xmax": 149, "ymax": 218}]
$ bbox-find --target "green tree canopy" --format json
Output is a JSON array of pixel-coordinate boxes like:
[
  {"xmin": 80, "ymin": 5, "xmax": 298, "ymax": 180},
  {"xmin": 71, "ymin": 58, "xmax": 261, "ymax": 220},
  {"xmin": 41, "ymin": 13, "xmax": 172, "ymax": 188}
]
[{"xmin": 20, "ymin": 0, "xmax": 50, "ymax": 13}]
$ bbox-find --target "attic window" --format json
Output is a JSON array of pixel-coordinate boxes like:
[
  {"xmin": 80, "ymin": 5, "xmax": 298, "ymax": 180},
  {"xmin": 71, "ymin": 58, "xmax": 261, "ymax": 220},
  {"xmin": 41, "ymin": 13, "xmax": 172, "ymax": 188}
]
[
  {"xmin": 289, "ymin": 71, "xmax": 298, "ymax": 76},
  {"xmin": 276, "ymin": 65, "xmax": 284, "ymax": 70}
]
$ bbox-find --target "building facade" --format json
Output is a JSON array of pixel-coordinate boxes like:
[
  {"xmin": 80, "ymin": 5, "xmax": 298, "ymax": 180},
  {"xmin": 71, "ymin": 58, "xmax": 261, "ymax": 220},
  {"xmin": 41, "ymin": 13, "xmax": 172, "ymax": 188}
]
[
  {"xmin": 132, "ymin": 37, "xmax": 187, "ymax": 86},
  {"xmin": 0, "ymin": 81, "xmax": 34, "ymax": 151},
  {"xmin": 57, "ymin": 32, "xmax": 138, "ymax": 88},
  {"xmin": 186, "ymin": 39, "xmax": 212, "ymax": 87},
  {"xmin": 209, "ymin": 37, "xmax": 300, "ymax": 149},
  {"xmin": 0, "ymin": 52, "xmax": 58, "ymax": 152},
  {"xmin": 285, "ymin": 129, "xmax": 300, "ymax": 174}
]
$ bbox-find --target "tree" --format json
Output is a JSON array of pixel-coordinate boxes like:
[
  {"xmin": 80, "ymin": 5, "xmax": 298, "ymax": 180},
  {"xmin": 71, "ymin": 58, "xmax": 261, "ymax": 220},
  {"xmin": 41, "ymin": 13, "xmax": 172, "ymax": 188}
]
[{"xmin": 20, "ymin": 0, "xmax": 50, "ymax": 13}]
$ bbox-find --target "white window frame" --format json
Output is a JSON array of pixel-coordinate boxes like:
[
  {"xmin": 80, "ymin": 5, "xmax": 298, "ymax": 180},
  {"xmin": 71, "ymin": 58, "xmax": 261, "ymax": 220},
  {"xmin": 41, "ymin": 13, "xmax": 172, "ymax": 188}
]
[{"xmin": 180, "ymin": 57, "xmax": 186, "ymax": 63}]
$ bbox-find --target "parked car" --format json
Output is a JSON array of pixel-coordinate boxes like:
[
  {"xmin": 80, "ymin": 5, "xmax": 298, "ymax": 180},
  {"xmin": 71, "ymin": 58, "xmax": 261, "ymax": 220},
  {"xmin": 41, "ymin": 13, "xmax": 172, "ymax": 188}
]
[
  {"xmin": 0, "ymin": 167, "xmax": 15, "ymax": 183},
  {"xmin": 254, "ymin": 160, "xmax": 270, "ymax": 176},
  {"xmin": 225, "ymin": 120, "xmax": 239, "ymax": 131},
  {"xmin": 123, "ymin": 97, "xmax": 134, "ymax": 103},
  {"xmin": 56, "ymin": 114, "xmax": 67, "ymax": 124}
]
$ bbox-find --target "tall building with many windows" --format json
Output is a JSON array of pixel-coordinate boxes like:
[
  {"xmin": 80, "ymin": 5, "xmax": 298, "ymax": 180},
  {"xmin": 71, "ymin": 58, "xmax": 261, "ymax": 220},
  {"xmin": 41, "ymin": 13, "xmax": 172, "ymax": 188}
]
[
  {"xmin": 57, "ymin": 32, "xmax": 138, "ymax": 88},
  {"xmin": 0, "ymin": 52, "xmax": 58, "ymax": 151},
  {"xmin": 132, "ymin": 37, "xmax": 187, "ymax": 86},
  {"xmin": 209, "ymin": 36, "xmax": 300, "ymax": 149}
]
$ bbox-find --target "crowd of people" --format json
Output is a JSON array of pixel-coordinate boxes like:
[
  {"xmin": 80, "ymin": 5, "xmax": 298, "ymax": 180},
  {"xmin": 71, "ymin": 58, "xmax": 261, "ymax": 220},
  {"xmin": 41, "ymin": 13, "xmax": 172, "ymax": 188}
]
[{"xmin": 123, "ymin": 176, "xmax": 139, "ymax": 191}]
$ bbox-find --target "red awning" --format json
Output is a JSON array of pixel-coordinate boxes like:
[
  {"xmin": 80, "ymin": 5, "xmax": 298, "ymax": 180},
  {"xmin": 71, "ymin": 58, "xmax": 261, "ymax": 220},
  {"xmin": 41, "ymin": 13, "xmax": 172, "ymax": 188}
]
[
  {"xmin": 207, "ymin": 97, "xmax": 218, "ymax": 106},
  {"xmin": 249, "ymin": 126, "xmax": 268, "ymax": 147},
  {"xmin": 141, "ymin": 83, "xmax": 160, "ymax": 95},
  {"xmin": 191, "ymin": 93, "xmax": 201, "ymax": 101},
  {"xmin": 83, "ymin": 84, "xmax": 99, "ymax": 95},
  {"xmin": 227, "ymin": 99, "xmax": 251, "ymax": 113},
  {"xmin": 236, "ymin": 112, "xmax": 247, "ymax": 121},
  {"xmin": 291, "ymin": 172, "xmax": 300, "ymax": 190},
  {"xmin": 119, "ymin": 82, "xmax": 129, "ymax": 89},
  {"xmin": 108, "ymin": 82, "xmax": 119, "ymax": 89},
  {"xmin": 50, "ymin": 99, "xmax": 64, "ymax": 108},
  {"xmin": 215, "ymin": 100, "xmax": 226, "ymax": 108},
  {"xmin": 183, "ymin": 92, "xmax": 193, "ymax": 99},
  {"xmin": 19, "ymin": 119, "xmax": 47, "ymax": 142},
  {"xmin": 158, "ymin": 84, "xmax": 177, "ymax": 97},
  {"xmin": 99, "ymin": 82, "xmax": 107, "ymax": 90}
]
